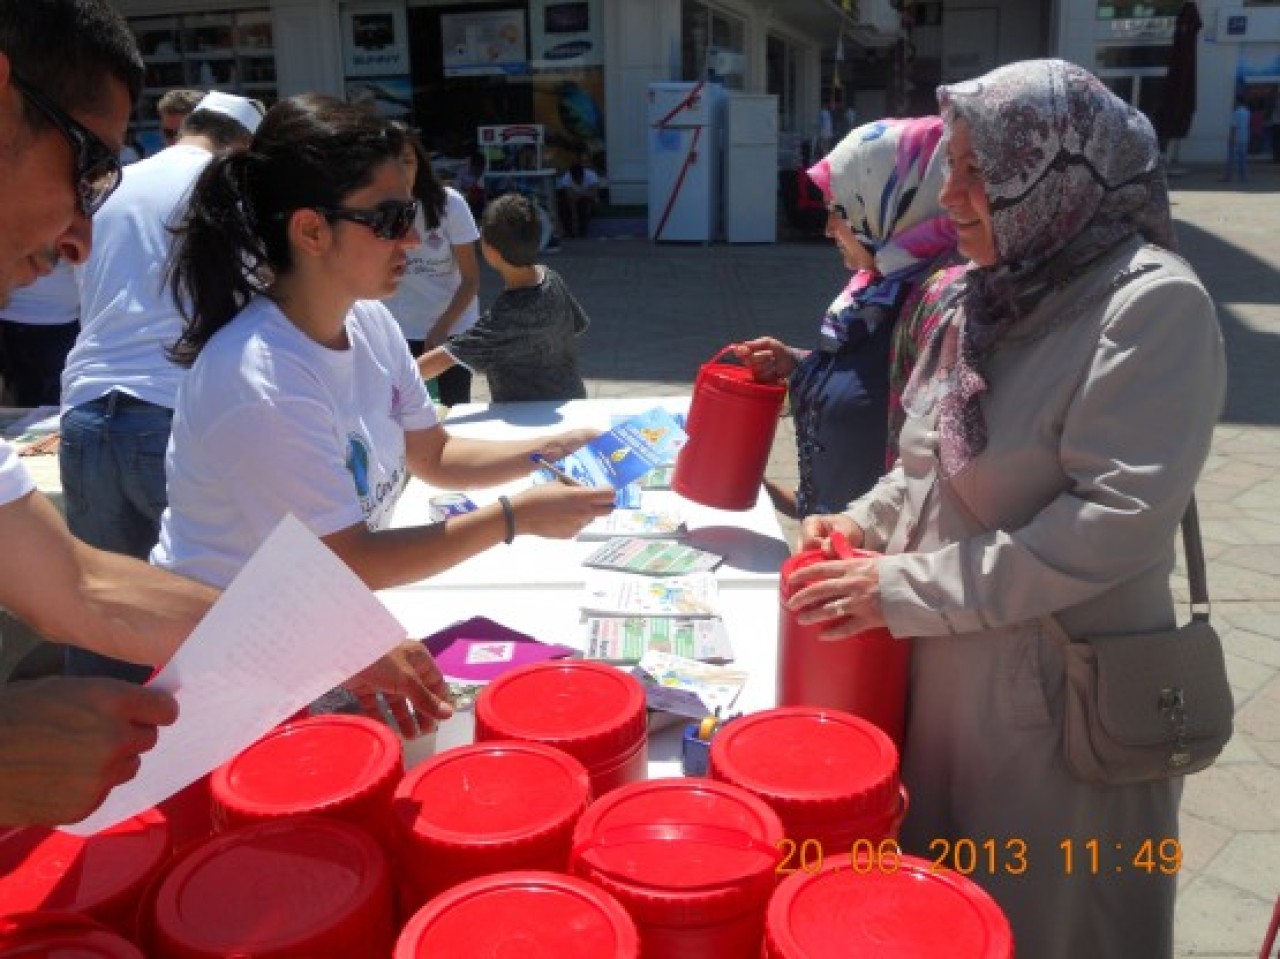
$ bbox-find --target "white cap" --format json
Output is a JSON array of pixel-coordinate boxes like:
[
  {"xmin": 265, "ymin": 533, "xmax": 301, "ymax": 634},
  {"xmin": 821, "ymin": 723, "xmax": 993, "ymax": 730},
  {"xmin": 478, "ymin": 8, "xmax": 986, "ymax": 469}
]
[{"xmin": 191, "ymin": 91, "xmax": 265, "ymax": 135}]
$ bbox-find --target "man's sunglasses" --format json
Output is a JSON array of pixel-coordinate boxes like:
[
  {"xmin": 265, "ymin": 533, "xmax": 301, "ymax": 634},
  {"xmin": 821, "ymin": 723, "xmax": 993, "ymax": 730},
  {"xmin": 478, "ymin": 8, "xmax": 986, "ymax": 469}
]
[
  {"xmin": 10, "ymin": 71, "xmax": 122, "ymax": 216},
  {"xmin": 313, "ymin": 199, "xmax": 419, "ymax": 241}
]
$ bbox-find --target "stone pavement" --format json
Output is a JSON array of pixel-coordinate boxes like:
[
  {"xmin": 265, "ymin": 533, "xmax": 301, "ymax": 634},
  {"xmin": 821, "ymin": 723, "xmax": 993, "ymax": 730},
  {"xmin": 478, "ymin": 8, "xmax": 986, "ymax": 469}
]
[{"xmin": 474, "ymin": 166, "xmax": 1279, "ymax": 957}]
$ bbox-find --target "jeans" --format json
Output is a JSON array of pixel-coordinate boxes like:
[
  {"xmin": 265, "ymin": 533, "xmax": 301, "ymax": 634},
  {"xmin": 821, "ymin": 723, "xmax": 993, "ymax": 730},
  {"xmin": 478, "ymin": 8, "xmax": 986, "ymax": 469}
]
[
  {"xmin": 1225, "ymin": 142, "xmax": 1248, "ymax": 182},
  {"xmin": 60, "ymin": 390, "xmax": 172, "ymax": 682}
]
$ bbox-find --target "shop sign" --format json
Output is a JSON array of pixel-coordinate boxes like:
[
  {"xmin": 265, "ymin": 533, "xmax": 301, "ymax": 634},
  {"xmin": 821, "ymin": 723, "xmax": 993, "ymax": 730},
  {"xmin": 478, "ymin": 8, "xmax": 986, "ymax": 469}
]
[
  {"xmin": 530, "ymin": 0, "xmax": 601, "ymax": 69},
  {"xmin": 342, "ymin": 3, "xmax": 409, "ymax": 77},
  {"xmin": 442, "ymin": 8, "xmax": 530, "ymax": 77}
]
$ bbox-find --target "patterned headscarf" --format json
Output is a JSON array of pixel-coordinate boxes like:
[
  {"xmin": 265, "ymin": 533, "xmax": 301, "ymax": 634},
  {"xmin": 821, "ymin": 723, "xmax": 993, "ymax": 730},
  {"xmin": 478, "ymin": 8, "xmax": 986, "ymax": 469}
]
[
  {"xmin": 807, "ymin": 117, "xmax": 956, "ymax": 347},
  {"xmin": 930, "ymin": 59, "xmax": 1175, "ymax": 477}
]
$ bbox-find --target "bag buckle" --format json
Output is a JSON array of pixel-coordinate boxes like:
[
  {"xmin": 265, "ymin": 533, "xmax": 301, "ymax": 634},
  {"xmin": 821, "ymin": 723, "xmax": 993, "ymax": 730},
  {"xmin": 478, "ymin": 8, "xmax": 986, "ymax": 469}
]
[{"xmin": 1160, "ymin": 687, "xmax": 1192, "ymax": 768}]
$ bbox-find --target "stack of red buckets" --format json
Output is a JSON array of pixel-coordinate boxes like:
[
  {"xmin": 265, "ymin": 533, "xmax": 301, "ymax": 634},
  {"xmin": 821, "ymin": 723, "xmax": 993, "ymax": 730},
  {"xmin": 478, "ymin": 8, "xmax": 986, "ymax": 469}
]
[{"xmin": 0, "ymin": 666, "xmax": 1013, "ymax": 957}]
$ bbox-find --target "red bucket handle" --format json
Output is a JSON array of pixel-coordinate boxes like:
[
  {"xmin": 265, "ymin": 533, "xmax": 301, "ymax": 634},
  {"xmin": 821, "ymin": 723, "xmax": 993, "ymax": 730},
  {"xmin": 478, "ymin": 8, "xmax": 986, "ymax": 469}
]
[{"xmin": 829, "ymin": 530, "xmax": 856, "ymax": 560}]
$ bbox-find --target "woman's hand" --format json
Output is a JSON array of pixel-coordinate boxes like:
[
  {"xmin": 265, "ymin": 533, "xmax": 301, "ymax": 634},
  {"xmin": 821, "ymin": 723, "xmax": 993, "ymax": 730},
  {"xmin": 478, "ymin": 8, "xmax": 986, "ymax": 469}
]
[
  {"xmin": 534, "ymin": 428, "xmax": 601, "ymax": 463},
  {"xmin": 344, "ymin": 641, "xmax": 454, "ymax": 739},
  {"xmin": 785, "ymin": 555, "xmax": 886, "ymax": 641},
  {"xmin": 799, "ymin": 513, "xmax": 864, "ymax": 553},
  {"xmin": 510, "ymin": 482, "xmax": 616, "ymax": 538},
  {"xmin": 734, "ymin": 337, "xmax": 800, "ymax": 383}
]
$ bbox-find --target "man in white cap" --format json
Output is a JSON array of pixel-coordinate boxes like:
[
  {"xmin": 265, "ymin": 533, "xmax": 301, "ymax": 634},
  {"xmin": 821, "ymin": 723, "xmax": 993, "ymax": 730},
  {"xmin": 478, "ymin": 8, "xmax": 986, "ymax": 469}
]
[{"xmin": 59, "ymin": 90, "xmax": 264, "ymax": 682}]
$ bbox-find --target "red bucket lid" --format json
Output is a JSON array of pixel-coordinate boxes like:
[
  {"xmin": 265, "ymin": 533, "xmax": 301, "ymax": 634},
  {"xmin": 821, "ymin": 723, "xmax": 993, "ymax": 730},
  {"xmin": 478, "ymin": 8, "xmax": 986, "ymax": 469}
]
[
  {"xmin": 765, "ymin": 854, "xmax": 1013, "ymax": 958},
  {"xmin": 151, "ymin": 817, "xmax": 392, "ymax": 959},
  {"xmin": 570, "ymin": 779, "xmax": 784, "ymax": 925},
  {"xmin": 395, "ymin": 871, "xmax": 639, "ymax": 958},
  {"xmin": 475, "ymin": 662, "xmax": 647, "ymax": 770},
  {"xmin": 394, "ymin": 741, "xmax": 590, "ymax": 854},
  {"xmin": 0, "ymin": 809, "xmax": 170, "ymax": 924},
  {"xmin": 211, "ymin": 715, "xmax": 402, "ymax": 824},
  {"xmin": 0, "ymin": 912, "xmax": 145, "ymax": 958},
  {"xmin": 696, "ymin": 352, "xmax": 787, "ymax": 401},
  {"xmin": 709, "ymin": 707, "xmax": 899, "ymax": 824}
]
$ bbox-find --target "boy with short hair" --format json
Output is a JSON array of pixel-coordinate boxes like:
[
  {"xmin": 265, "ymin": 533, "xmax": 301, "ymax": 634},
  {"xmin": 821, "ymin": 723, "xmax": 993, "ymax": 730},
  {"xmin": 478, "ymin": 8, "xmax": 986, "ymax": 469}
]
[{"xmin": 416, "ymin": 193, "xmax": 590, "ymax": 403}]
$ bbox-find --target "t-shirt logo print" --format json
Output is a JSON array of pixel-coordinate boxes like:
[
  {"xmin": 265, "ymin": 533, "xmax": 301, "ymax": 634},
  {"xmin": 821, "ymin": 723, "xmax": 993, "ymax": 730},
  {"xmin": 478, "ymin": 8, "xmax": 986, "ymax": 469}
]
[{"xmin": 346, "ymin": 433, "xmax": 372, "ymax": 498}]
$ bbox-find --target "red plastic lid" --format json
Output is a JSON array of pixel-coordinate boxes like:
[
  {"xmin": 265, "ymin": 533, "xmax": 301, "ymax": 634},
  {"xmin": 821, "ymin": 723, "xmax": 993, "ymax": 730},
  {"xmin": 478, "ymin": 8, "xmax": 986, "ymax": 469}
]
[
  {"xmin": 697, "ymin": 350, "xmax": 787, "ymax": 401},
  {"xmin": 394, "ymin": 740, "xmax": 590, "ymax": 853},
  {"xmin": 779, "ymin": 535, "xmax": 871, "ymax": 600},
  {"xmin": 151, "ymin": 817, "xmax": 392, "ymax": 958},
  {"xmin": 709, "ymin": 707, "xmax": 899, "ymax": 824},
  {"xmin": 0, "ymin": 912, "xmax": 145, "ymax": 958},
  {"xmin": 570, "ymin": 779, "xmax": 784, "ymax": 925},
  {"xmin": 0, "ymin": 809, "xmax": 170, "ymax": 922},
  {"xmin": 211, "ymin": 715, "xmax": 402, "ymax": 823},
  {"xmin": 395, "ymin": 871, "xmax": 639, "ymax": 958},
  {"xmin": 475, "ymin": 662, "xmax": 648, "ymax": 770},
  {"xmin": 766, "ymin": 854, "xmax": 1013, "ymax": 958}
]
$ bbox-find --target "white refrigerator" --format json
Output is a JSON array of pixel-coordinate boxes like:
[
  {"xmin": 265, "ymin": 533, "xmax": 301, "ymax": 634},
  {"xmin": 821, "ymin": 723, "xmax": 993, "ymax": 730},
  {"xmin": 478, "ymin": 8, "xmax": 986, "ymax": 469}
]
[
  {"xmin": 724, "ymin": 94, "xmax": 778, "ymax": 244},
  {"xmin": 647, "ymin": 82, "xmax": 724, "ymax": 242}
]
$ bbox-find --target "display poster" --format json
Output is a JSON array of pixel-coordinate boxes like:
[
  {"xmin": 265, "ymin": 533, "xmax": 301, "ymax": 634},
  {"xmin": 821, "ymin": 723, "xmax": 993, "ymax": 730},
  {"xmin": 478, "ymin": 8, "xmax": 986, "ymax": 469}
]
[
  {"xmin": 530, "ymin": 0, "xmax": 602, "ymax": 69},
  {"xmin": 533, "ymin": 67, "xmax": 606, "ymax": 173},
  {"xmin": 342, "ymin": 2, "xmax": 410, "ymax": 77},
  {"xmin": 442, "ymin": 8, "xmax": 529, "ymax": 77},
  {"xmin": 346, "ymin": 76, "xmax": 413, "ymax": 118}
]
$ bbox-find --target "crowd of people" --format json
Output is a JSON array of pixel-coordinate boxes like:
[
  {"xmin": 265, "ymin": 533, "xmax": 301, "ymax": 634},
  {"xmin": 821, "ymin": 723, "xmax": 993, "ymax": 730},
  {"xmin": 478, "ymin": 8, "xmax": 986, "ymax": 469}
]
[{"xmin": 0, "ymin": 3, "xmax": 1227, "ymax": 957}]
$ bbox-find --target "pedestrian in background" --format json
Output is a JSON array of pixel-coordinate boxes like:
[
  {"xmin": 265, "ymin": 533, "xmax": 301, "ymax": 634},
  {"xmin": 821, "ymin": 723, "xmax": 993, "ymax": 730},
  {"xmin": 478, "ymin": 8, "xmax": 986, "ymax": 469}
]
[
  {"xmin": 1223, "ymin": 95, "xmax": 1251, "ymax": 182},
  {"xmin": 0, "ymin": 261, "xmax": 78, "ymax": 406}
]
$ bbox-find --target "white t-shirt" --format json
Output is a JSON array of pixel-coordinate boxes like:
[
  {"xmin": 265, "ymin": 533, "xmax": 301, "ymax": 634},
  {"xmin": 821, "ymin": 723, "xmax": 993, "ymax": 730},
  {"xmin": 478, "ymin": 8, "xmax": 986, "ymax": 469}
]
[
  {"xmin": 62, "ymin": 144, "xmax": 213, "ymax": 412},
  {"xmin": 151, "ymin": 297, "xmax": 440, "ymax": 589},
  {"xmin": 0, "ymin": 260, "xmax": 78, "ymax": 326},
  {"xmin": 382, "ymin": 187, "xmax": 480, "ymax": 342},
  {"xmin": 557, "ymin": 168, "xmax": 600, "ymax": 192},
  {"xmin": 0, "ymin": 440, "xmax": 35, "ymax": 507}
]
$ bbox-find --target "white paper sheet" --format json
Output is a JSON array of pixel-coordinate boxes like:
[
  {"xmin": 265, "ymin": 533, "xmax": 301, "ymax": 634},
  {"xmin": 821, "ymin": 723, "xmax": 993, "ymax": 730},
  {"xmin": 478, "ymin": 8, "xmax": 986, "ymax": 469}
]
[{"xmin": 62, "ymin": 515, "xmax": 407, "ymax": 835}]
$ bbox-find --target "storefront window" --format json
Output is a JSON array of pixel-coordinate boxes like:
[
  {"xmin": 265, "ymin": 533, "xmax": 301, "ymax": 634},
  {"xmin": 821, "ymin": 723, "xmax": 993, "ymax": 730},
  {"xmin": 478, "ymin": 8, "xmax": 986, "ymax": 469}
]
[
  {"xmin": 682, "ymin": 0, "xmax": 747, "ymax": 89},
  {"xmin": 130, "ymin": 9, "xmax": 275, "ymax": 156}
]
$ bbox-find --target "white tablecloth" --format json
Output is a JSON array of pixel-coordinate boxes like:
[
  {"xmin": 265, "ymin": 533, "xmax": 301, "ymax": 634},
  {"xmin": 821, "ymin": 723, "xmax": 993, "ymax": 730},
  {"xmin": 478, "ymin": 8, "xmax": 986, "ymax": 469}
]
[{"xmin": 377, "ymin": 397, "xmax": 789, "ymax": 776}]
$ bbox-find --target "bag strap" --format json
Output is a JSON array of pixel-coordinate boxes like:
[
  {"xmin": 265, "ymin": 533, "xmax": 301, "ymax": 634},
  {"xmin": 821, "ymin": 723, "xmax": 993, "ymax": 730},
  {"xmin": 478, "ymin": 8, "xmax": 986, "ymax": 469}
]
[{"xmin": 1182, "ymin": 495, "xmax": 1211, "ymax": 623}]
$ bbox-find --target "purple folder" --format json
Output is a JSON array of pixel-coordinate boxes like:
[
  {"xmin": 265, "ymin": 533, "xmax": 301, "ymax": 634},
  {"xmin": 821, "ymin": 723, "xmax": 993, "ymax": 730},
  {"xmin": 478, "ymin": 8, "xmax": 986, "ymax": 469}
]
[{"xmin": 421, "ymin": 616, "xmax": 578, "ymax": 683}]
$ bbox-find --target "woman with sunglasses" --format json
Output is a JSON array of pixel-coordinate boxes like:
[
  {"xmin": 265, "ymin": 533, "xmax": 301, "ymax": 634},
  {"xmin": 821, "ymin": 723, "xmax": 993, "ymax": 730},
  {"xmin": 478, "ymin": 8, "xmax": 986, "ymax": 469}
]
[
  {"xmin": 382, "ymin": 126, "xmax": 481, "ymax": 407},
  {"xmin": 151, "ymin": 95, "xmax": 615, "ymax": 596},
  {"xmin": 734, "ymin": 118, "xmax": 959, "ymax": 519}
]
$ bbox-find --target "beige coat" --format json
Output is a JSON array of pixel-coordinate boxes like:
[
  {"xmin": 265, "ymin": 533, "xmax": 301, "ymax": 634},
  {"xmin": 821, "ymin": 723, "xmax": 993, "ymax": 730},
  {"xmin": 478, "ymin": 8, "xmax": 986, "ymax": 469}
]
[{"xmin": 846, "ymin": 238, "xmax": 1226, "ymax": 958}]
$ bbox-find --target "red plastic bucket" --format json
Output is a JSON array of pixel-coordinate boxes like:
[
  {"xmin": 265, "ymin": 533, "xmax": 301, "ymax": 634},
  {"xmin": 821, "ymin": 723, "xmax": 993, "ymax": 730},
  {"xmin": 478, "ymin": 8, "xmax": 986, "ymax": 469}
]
[
  {"xmin": 395, "ymin": 871, "xmax": 639, "ymax": 958},
  {"xmin": 392, "ymin": 740, "xmax": 591, "ymax": 913},
  {"xmin": 149, "ymin": 817, "xmax": 394, "ymax": 958},
  {"xmin": 474, "ymin": 661, "xmax": 648, "ymax": 798},
  {"xmin": 210, "ymin": 715, "xmax": 402, "ymax": 849},
  {"xmin": 764, "ymin": 853, "xmax": 1013, "ymax": 958},
  {"xmin": 0, "ymin": 809, "xmax": 171, "ymax": 940},
  {"xmin": 0, "ymin": 911, "xmax": 145, "ymax": 957},
  {"xmin": 673, "ymin": 346, "xmax": 787, "ymax": 510},
  {"xmin": 570, "ymin": 778, "xmax": 784, "ymax": 959},
  {"xmin": 708, "ymin": 707, "xmax": 903, "ymax": 856},
  {"xmin": 777, "ymin": 533, "xmax": 910, "ymax": 749}
]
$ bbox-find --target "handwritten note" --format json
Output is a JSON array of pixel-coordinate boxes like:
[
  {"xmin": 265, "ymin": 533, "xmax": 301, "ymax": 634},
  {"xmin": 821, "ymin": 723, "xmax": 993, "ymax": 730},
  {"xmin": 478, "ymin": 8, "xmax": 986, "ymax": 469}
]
[{"xmin": 62, "ymin": 515, "xmax": 406, "ymax": 835}]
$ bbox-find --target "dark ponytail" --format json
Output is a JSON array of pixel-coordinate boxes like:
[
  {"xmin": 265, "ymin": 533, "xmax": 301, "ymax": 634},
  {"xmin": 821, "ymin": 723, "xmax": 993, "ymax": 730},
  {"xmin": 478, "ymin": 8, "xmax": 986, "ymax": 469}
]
[
  {"xmin": 165, "ymin": 94, "xmax": 406, "ymax": 368},
  {"xmin": 166, "ymin": 152, "xmax": 266, "ymax": 368}
]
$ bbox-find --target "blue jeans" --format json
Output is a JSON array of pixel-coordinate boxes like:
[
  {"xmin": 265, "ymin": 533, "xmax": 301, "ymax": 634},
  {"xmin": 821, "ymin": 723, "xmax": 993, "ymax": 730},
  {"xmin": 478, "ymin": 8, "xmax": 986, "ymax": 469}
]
[
  {"xmin": 1225, "ymin": 142, "xmax": 1248, "ymax": 182},
  {"xmin": 60, "ymin": 391, "xmax": 172, "ymax": 682}
]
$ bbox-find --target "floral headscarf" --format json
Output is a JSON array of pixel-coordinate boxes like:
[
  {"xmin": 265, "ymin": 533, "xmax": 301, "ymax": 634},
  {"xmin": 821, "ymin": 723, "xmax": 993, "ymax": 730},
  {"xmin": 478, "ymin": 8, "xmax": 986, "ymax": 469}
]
[
  {"xmin": 806, "ymin": 117, "xmax": 956, "ymax": 348},
  {"xmin": 929, "ymin": 59, "xmax": 1175, "ymax": 477}
]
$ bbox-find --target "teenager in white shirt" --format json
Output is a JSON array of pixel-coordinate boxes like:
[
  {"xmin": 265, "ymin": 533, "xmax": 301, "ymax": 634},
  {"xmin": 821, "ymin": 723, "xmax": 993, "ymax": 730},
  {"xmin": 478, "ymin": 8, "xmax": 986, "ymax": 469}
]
[
  {"xmin": 154, "ymin": 95, "xmax": 614, "ymax": 595},
  {"xmin": 382, "ymin": 127, "xmax": 480, "ymax": 406}
]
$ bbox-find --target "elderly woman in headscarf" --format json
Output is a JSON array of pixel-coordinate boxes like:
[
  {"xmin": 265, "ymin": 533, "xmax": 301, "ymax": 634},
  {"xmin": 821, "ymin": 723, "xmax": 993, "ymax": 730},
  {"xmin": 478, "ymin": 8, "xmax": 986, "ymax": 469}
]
[
  {"xmin": 736, "ymin": 116, "xmax": 959, "ymax": 518},
  {"xmin": 785, "ymin": 60, "xmax": 1225, "ymax": 957}
]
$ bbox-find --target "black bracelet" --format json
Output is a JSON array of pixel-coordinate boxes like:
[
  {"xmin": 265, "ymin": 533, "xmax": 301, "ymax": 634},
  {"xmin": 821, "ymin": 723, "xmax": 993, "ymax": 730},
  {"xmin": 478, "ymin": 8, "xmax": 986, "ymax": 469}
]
[{"xmin": 498, "ymin": 494, "xmax": 516, "ymax": 544}]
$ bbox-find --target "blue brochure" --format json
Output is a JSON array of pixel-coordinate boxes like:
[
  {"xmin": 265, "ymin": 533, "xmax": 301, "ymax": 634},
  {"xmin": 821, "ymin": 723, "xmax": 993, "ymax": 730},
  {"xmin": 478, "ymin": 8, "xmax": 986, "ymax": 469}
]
[{"xmin": 541, "ymin": 407, "xmax": 688, "ymax": 491}]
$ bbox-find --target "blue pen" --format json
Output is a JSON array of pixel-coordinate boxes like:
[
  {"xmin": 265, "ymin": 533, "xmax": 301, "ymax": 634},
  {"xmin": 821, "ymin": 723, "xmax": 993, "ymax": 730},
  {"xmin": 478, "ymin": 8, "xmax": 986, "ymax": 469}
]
[{"xmin": 530, "ymin": 453, "xmax": 585, "ymax": 487}]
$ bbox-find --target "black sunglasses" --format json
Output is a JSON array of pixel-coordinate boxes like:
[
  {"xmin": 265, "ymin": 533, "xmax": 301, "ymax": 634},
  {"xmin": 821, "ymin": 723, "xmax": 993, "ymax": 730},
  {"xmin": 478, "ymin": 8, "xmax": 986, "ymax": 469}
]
[
  {"xmin": 10, "ymin": 71, "xmax": 122, "ymax": 217},
  {"xmin": 314, "ymin": 199, "xmax": 419, "ymax": 241}
]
